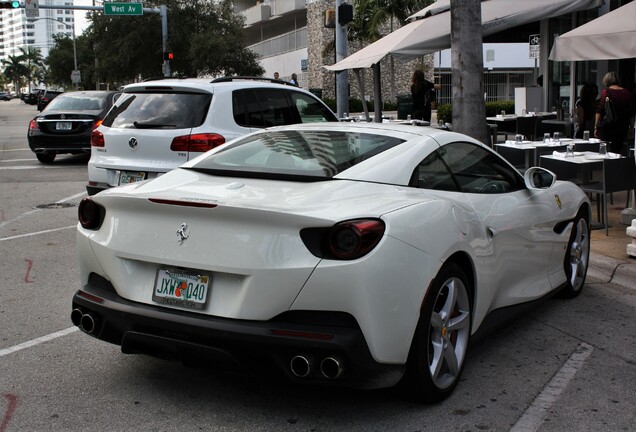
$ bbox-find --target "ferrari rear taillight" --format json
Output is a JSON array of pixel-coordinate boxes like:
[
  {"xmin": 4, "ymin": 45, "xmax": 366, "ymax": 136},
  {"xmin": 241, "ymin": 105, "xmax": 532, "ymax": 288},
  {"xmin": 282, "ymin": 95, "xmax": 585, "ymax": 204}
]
[
  {"xmin": 91, "ymin": 129, "xmax": 105, "ymax": 147},
  {"xmin": 78, "ymin": 197, "xmax": 105, "ymax": 230},
  {"xmin": 28, "ymin": 119, "xmax": 40, "ymax": 132},
  {"xmin": 327, "ymin": 219, "xmax": 385, "ymax": 260},
  {"xmin": 301, "ymin": 219, "xmax": 385, "ymax": 260},
  {"xmin": 170, "ymin": 133, "xmax": 225, "ymax": 153}
]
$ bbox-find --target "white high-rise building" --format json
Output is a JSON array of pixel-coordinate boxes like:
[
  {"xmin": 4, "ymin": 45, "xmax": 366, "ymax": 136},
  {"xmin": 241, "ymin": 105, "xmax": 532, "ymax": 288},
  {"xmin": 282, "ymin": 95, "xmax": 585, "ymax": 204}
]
[{"xmin": 0, "ymin": 0, "xmax": 75, "ymax": 64}]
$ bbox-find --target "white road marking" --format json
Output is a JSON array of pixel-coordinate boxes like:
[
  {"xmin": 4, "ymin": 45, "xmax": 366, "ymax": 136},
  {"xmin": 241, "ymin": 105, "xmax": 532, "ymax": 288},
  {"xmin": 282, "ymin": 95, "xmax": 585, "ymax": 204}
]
[
  {"xmin": 0, "ymin": 327, "xmax": 79, "ymax": 358},
  {"xmin": 0, "ymin": 165, "xmax": 81, "ymax": 170},
  {"xmin": 0, "ymin": 191, "xmax": 86, "ymax": 229},
  {"xmin": 0, "ymin": 225, "xmax": 75, "ymax": 242},
  {"xmin": 510, "ymin": 342, "xmax": 594, "ymax": 432},
  {"xmin": 0, "ymin": 159, "xmax": 35, "ymax": 163},
  {"xmin": 0, "ymin": 149, "xmax": 31, "ymax": 153}
]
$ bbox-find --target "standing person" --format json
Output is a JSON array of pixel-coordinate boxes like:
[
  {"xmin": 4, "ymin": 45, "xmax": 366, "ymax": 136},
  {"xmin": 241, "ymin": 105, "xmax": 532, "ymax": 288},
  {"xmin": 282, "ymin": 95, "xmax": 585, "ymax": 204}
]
[
  {"xmin": 594, "ymin": 71, "xmax": 635, "ymax": 155},
  {"xmin": 289, "ymin": 73, "xmax": 299, "ymax": 87},
  {"xmin": 574, "ymin": 83, "xmax": 598, "ymax": 139},
  {"xmin": 411, "ymin": 70, "xmax": 437, "ymax": 122},
  {"xmin": 273, "ymin": 72, "xmax": 280, "ymax": 80}
]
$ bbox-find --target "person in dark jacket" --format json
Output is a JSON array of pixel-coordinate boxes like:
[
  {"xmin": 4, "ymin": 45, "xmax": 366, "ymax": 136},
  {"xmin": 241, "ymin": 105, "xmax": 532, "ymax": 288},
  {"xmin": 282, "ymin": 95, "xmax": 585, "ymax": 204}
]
[
  {"xmin": 594, "ymin": 71, "xmax": 635, "ymax": 155},
  {"xmin": 574, "ymin": 83, "xmax": 598, "ymax": 139},
  {"xmin": 411, "ymin": 70, "xmax": 438, "ymax": 122}
]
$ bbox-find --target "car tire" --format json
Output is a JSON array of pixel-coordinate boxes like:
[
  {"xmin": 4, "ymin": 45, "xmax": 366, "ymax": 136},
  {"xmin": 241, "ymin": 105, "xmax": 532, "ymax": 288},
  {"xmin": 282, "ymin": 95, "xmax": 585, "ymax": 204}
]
[
  {"xmin": 402, "ymin": 262, "xmax": 472, "ymax": 403},
  {"xmin": 36, "ymin": 152, "xmax": 56, "ymax": 164},
  {"xmin": 560, "ymin": 209, "xmax": 590, "ymax": 298}
]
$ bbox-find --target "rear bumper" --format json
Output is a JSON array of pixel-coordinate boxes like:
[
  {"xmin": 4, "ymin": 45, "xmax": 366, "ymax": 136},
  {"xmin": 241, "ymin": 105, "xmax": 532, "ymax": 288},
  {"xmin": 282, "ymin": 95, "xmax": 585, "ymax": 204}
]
[
  {"xmin": 86, "ymin": 182, "xmax": 110, "ymax": 196},
  {"xmin": 71, "ymin": 273, "xmax": 404, "ymax": 389},
  {"xmin": 28, "ymin": 135, "xmax": 91, "ymax": 154}
]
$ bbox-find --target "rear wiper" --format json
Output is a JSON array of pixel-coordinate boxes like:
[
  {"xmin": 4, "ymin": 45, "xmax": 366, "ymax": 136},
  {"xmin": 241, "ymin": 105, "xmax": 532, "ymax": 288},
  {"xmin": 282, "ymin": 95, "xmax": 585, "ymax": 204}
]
[{"xmin": 133, "ymin": 121, "xmax": 177, "ymax": 129}]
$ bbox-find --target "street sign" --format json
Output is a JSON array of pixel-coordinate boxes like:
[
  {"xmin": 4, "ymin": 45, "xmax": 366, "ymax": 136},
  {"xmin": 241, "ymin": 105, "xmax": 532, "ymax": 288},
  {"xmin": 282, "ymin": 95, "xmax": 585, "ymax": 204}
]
[
  {"xmin": 103, "ymin": 2, "xmax": 143, "ymax": 16},
  {"xmin": 25, "ymin": 0, "xmax": 39, "ymax": 18},
  {"xmin": 529, "ymin": 34, "xmax": 540, "ymax": 59},
  {"xmin": 71, "ymin": 70, "xmax": 81, "ymax": 84}
]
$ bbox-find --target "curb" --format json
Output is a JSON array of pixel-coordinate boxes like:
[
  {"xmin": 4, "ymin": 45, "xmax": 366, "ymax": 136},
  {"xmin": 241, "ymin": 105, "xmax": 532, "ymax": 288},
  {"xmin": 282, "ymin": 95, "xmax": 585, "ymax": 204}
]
[{"xmin": 587, "ymin": 252, "xmax": 636, "ymax": 289}]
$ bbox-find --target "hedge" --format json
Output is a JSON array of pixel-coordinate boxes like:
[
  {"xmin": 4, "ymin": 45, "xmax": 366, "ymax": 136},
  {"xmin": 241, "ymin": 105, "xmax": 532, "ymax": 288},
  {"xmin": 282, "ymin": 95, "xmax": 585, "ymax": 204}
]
[{"xmin": 435, "ymin": 101, "xmax": 516, "ymax": 124}]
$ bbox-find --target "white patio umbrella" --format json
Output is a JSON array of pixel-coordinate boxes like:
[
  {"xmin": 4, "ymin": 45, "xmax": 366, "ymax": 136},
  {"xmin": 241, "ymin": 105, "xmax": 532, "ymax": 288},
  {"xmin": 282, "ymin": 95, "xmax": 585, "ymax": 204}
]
[
  {"xmin": 549, "ymin": 1, "xmax": 636, "ymax": 61},
  {"xmin": 325, "ymin": 0, "xmax": 604, "ymax": 72}
]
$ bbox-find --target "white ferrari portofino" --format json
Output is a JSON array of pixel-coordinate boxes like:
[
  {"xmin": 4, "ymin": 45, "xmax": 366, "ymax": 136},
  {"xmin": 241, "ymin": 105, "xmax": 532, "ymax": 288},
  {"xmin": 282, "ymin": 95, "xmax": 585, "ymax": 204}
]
[{"xmin": 73, "ymin": 123, "xmax": 591, "ymax": 402}]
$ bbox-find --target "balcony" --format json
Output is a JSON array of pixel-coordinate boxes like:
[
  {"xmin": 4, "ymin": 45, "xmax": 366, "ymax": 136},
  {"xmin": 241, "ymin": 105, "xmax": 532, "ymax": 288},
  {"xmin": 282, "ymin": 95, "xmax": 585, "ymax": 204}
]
[
  {"xmin": 270, "ymin": 0, "xmax": 304, "ymax": 16},
  {"xmin": 243, "ymin": 3, "xmax": 271, "ymax": 26}
]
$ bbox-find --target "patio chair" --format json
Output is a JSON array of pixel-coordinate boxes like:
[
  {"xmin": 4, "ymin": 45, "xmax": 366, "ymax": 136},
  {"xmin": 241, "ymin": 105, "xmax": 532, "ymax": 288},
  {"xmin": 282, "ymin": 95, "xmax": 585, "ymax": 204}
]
[
  {"xmin": 579, "ymin": 157, "xmax": 636, "ymax": 235},
  {"xmin": 516, "ymin": 116, "xmax": 538, "ymax": 141}
]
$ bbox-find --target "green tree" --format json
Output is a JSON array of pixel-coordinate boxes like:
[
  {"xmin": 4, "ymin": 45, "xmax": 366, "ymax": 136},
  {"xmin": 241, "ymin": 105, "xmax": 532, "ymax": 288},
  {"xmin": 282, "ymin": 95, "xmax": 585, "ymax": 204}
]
[
  {"xmin": 47, "ymin": 34, "xmax": 92, "ymax": 88},
  {"xmin": 47, "ymin": 0, "xmax": 263, "ymax": 85},
  {"xmin": 1, "ymin": 54, "xmax": 28, "ymax": 94},
  {"xmin": 18, "ymin": 46, "xmax": 46, "ymax": 90}
]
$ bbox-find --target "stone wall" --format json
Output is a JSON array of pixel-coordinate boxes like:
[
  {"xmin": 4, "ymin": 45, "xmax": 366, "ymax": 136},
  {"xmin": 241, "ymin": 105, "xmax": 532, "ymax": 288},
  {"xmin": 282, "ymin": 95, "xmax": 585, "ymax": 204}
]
[{"xmin": 306, "ymin": 0, "xmax": 434, "ymax": 103}]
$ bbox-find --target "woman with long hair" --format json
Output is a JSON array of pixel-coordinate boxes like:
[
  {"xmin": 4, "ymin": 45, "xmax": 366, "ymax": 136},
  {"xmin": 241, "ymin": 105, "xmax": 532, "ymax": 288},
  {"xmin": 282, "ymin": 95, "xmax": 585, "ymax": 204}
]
[{"xmin": 594, "ymin": 71, "xmax": 634, "ymax": 155}]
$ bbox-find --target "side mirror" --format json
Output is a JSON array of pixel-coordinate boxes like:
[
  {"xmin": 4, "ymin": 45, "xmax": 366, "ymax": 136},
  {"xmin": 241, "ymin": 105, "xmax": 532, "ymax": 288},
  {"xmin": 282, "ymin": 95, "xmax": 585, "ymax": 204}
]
[{"xmin": 524, "ymin": 167, "xmax": 556, "ymax": 190}]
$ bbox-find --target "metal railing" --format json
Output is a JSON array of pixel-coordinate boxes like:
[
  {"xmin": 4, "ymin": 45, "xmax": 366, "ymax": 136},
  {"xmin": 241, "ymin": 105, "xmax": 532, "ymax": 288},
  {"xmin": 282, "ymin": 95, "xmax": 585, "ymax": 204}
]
[
  {"xmin": 249, "ymin": 27, "xmax": 307, "ymax": 59},
  {"xmin": 435, "ymin": 71, "xmax": 534, "ymax": 105}
]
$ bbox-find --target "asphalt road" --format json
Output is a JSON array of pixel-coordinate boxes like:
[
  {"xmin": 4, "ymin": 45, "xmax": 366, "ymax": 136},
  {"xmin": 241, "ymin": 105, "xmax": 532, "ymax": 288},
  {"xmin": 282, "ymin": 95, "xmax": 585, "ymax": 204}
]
[{"xmin": 1, "ymin": 98, "xmax": 635, "ymax": 431}]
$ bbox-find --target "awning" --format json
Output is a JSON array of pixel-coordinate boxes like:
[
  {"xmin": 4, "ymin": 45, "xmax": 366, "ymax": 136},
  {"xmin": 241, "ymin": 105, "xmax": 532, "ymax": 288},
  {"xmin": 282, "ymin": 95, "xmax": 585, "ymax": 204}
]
[
  {"xmin": 325, "ymin": 0, "xmax": 604, "ymax": 71},
  {"xmin": 549, "ymin": 2, "xmax": 636, "ymax": 61}
]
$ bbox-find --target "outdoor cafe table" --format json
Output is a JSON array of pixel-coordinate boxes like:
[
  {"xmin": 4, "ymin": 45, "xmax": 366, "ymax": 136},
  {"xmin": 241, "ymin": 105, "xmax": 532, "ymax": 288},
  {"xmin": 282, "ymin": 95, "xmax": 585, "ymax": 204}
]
[
  {"xmin": 495, "ymin": 139, "xmax": 600, "ymax": 170},
  {"xmin": 486, "ymin": 112, "xmax": 557, "ymax": 138},
  {"xmin": 540, "ymin": 151, "xmax": 629, "ymax": 230}
]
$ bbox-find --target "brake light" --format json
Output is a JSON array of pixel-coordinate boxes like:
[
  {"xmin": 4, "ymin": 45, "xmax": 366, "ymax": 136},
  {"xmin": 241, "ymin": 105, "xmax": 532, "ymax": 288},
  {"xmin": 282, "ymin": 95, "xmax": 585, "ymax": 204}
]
[
  {"xmin": 93, "ymin": 119, "xmax": 103, "ymax": 129},
  {"xmin": 326, "ymin": 219, "xmax": 385, "ymax": 260},
  {"xmin": 28, "ymin": 119, "xmax": 40, "ymax": 132},
  {"xmin": 170, "ymin": 133, "xmax": 225, "ymax": 153},
  {"xmin": 78, "ymin": 197, "xmax": 105, "ymax": 230},
  {"xmin": 91, "ymin": 128, "xmax": 105, "ymax": 147}
]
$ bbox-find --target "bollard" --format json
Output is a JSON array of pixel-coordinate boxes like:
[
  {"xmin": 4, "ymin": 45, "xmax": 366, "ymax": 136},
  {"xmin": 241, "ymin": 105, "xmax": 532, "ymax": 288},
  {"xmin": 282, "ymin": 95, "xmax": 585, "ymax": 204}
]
[{"xmin": 627, "ymin": 219, "xmax": 636, "ymax": 258}]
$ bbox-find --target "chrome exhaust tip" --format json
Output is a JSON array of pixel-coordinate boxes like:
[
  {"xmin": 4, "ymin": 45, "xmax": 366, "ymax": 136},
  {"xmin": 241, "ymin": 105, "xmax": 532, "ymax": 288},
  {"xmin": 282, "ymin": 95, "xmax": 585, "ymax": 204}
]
[
  {"xmin": 71, "ymin": 308, "xmax": 84, "ymax": 327},
  {"xmin": 290, "ymin": 355, "xmax": 311, "ymax": 378},
  {"xmin": 80, "ymin": 313, "xmax": 96, "ymax": 334},
  {"xmin": 320, "ymin": 357, "xmax": 343, "ymax": 379}
]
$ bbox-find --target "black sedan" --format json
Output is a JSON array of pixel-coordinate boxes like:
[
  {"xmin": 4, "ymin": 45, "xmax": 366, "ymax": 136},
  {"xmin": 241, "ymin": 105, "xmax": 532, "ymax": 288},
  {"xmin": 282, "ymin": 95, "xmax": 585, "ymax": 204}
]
[{"xmin": 28, "ymin": 91, "xmax": 121, "ymax": 163}]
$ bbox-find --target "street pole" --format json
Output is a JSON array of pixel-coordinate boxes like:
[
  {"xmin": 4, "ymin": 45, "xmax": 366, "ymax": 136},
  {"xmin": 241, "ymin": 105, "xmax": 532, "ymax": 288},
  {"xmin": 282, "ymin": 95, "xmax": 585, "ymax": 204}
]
[
  {"xmin": 161, "ymin": 4, "xmax": 170, "ymax": 77},
  {"xmin": 335, "ymin": 0, "xmax": 349, "ymax": 118}
]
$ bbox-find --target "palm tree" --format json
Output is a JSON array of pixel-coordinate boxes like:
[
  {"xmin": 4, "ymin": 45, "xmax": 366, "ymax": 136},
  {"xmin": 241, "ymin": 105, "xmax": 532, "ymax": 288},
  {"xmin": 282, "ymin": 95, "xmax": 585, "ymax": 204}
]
[
  {"xmin": 19, "ymin": 46, "xmax": 46, "ymax": 91},
  {"xmin": 449, "ymin": 0, "xmax": 488, "ymax": 144},
  {"xmin": 1, "ymin": 55, "xmax": 28, "ymax": 95},
  {"xmin": 352, "ymin": 0, "xmax": 432, "ymax": 102}
]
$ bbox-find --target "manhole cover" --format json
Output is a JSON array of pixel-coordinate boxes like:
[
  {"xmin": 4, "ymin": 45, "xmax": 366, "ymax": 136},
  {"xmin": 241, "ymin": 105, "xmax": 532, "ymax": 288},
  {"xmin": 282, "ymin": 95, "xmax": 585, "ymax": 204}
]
[{"xmin": 34, "ymin": 203, "xmax": 77, "ymax": 209}]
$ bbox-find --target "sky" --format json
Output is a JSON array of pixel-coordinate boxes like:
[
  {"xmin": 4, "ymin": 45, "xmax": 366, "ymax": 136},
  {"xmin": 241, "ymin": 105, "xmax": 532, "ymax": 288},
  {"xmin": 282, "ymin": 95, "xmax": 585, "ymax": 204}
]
[{"xmin": 73, "ymin": 0, "xmax": 95, "ymax": 36}]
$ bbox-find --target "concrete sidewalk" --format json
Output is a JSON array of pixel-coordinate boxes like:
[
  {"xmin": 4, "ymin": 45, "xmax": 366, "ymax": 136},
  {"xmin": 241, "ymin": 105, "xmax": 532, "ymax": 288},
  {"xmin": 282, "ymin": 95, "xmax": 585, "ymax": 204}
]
[{"xmin": 587, "ymin": 190, "xmax": 636, "ymax": 289}]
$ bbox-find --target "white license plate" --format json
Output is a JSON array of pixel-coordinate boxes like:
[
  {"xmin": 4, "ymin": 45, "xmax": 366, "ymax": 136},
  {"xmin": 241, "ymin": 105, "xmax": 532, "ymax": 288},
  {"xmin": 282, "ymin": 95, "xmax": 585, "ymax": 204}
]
[
  {"xmin": 153, "ymin": 268, "xmax": 210, "ymax": 309},
  {"xmin": 119, "ymin": 171, "xmax": 146, "ymax": 185},
  {"xmin": 56, "ymin": 122, "xmax": 72, "ymax": 130}
]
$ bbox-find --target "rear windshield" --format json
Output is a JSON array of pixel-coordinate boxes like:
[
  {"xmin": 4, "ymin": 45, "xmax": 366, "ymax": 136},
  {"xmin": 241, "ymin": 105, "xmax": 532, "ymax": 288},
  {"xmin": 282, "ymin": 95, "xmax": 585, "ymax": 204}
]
[
  {"xmin": 189, "ymin": 130, "xmax": 405, "ymax": 180},
  {"xmin": 45, "ymin": 94, "xmax": 107, "ymax": 111},
  {"xmin": 102, "ymin": 92, "xmax": 212, "ymax": 129}
]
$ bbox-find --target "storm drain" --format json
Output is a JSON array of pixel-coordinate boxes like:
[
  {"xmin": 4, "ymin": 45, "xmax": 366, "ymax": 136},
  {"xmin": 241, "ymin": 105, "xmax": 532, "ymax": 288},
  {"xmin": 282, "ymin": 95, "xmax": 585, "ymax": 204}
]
[{"xmin": 33, "ymin": 203, "xmax": 77, "ymax": 209}]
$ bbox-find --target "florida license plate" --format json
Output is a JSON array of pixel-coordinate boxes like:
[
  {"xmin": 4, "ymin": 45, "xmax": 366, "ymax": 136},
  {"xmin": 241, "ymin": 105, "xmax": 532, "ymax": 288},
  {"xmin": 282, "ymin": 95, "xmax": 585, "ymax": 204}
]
[
  {"xmin": 119, "ymin": 171, "xmax": 146, "ymax": 185},
  {"xmin": 153, "ymin": 268, "xmax": 210, "ymax": 309},
  {"xmin": 56, "ymin": 122, "xmax": 72, "ymax": 130}
]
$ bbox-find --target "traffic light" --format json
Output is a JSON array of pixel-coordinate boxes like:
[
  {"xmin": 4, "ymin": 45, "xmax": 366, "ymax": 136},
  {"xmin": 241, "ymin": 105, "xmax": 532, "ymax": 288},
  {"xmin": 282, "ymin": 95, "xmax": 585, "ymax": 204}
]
[
  {"xmin": 0, "ymin": 1, "xmax": 21, "ymax": 8},
  {"xmin": 338, "ymin": 3, "xmax": 353, "ymax": 26},
  {"xmin": 163, "ymin": 52, "xmax": 174, "ymax": 61}
]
